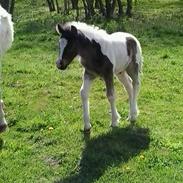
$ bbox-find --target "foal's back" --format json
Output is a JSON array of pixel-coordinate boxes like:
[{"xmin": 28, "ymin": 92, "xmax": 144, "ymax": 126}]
[{"xmin": 99, "ymin": 31, "xmax": 141, "ymax": 74}]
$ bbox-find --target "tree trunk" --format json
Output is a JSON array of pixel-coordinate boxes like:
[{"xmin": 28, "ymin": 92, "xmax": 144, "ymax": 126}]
[
  {"xmin": 111, "ymin": 0, "xmax": 116, "ymax": 17},
  {"xmin": 117, "ymin": 0, "xmax": 123, "ymax": 17},
  {"xmin": 76, "ymin": 0, "xmax": 79, "ymax": 21},
  {"xmin": 82, "ymin": 0, "xmax": 89, "ymax": 18},
  {"xmin": 98, "ymin": 0, "xmax": 105, "ymax": 16},
  {"xmin": 64, "ymin": 0, "xmax": 71, "ymax": 14},
  {"xmin": 86, "ymin": 0, "xmax": 95, "ymax": 17},
  {"xmin": 105, "ymin": 0, "xmax": 111, "ymax": 18},
  {"xmin": 105, "ymin": 0, "xmax": 116, "ymax": 18},
  {"xmin": 95, "ymin": 0, "xmax": 99, "ymax": 9},
  {"xmin": 70, "ymin": 0, "xmax": 79, "ymax": 20},
  {"xmin": 46, "ymin": 0, "xmax": 55, "ymax": 12},
  {"xmin": 55, "ymin": 0, "xmax": 60, "ymax": 13},
  {"xmin": 71, "ymin": 0, "xmax": 78, "ymax": 9},
  {"xmin": 10, "ymin": 0, "xmax": 15, "ymax": 15},
  {"xmin": 117, "ymin": 0, "xmax": 124, "ymax": 17},
  {"xmin": 126, "ymin": 0, "xmax": 132, "ymax": 17}
]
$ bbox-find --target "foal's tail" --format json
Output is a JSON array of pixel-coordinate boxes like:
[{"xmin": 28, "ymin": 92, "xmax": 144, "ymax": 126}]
[
  {"xmin": 135, "ymin": 40, "xmax": 143, "ymax": 74},
  {"xmin": 126, "ymin": 36, "xmax": 143, "ymax": 76}
]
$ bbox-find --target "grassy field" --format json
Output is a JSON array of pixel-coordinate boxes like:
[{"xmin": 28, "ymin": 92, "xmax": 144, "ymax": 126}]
[{"xmin": 0, "ymin": 0, "xmax": 183, "ymax": 182}]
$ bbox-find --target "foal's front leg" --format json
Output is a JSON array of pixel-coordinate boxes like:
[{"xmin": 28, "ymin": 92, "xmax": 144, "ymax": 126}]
[
  {"xmin": 80, "ymin": 71, "xmax": 93, "ymax": 131},
  {"xmin": 104, "ymin": 74, "xmax": 121, "ymax": 127}
]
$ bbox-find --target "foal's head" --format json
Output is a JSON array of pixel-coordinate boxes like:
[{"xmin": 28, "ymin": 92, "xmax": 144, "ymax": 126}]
[{"xmin": 56, "ymin": 24, "xmax": 78, "ymax": 70}]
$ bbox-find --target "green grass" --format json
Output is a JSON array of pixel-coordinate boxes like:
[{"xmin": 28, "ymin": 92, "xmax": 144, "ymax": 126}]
[{"xmin": 0, "ymin": 0, "xmax": 183, "ymax": 182}]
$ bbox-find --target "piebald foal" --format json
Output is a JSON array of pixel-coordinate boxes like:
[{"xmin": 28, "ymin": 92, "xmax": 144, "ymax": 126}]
[{"xmin": 55, "ymin": 22, "xmax": 143, "ymax": 132}]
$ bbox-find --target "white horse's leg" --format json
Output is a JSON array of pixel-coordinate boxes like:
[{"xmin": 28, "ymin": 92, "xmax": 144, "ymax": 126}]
[
  {"xmin": 0, "ymin": 7, "xmax": 14, "ymax": 133},
  {"xmin": 104, "ymin": 74, "xmax": 120, "ymax": 127},
  {"xmin": 80, "ymin": 71, "xmax": 93, "ymax": 131},
  {"xmin": 117, "ymin": 71, "xmax": 138, "ymax": 121},
  {"xmin": 0, "ymin": 100, "xmax": 7, "ymax": 133}
]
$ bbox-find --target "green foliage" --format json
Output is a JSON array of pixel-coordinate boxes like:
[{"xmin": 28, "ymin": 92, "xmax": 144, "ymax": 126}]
[{"xmin": 0, "ymin": 0, "xmax": 183, "ymax": 182}]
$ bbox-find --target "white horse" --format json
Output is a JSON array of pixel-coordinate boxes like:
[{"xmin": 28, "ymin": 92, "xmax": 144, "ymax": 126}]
[
  {"xmin": 55, "ymin": 22, "xmax": 143, "ymax": 132},
  {"xmin": 0, "ymin": 5, "xmax": 14, "ymax": 133}
]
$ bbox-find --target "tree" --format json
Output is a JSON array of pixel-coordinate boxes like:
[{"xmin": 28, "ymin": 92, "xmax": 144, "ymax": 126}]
[
  {"xmin": 10, "ymin": 0, "xmax": 15, "ymax": 15},
  {"xmin": 46, "ymin": 0, "xmax": 56, "ymax": 12},
  {"xmin": 117, "ymin": 0, "xmax": 123, "ymax": 17},
  {"xmin": 45, "ymin": 0, "xmax": 134, "ymax": 19},
  {"xmin": 55, "ymin": 0, "xmax": 60, "ymax": 13},
  {"xmin": 96, "ymin": 0, "xmax": 105, "ymax": 16},
  {"xmin": 82, "ymin": 0, "xmax": 95, "ymax": 18},
  {"xmin": 126, "ymin": 0, "xmax": 132, "ymax": 17},
  {"xmin": 71, "ymin": 0, "xmax": 79, "ymax": 20}
]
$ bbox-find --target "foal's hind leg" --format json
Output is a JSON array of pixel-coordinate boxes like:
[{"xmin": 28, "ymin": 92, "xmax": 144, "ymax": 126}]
[
  {"xmin": 104, "ymin": 73, "xmax": 121, "ymax": 127},
  {"xmin": 117, "ymin": 71, "xmax": 138, "ymax": 121},
  {"xmin": 126, "ymin": 62, "xmax": 140, "ymax": 122}
]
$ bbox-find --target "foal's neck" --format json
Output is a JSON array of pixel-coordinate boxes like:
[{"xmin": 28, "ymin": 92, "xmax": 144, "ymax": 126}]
[{"xmin": 76, "ymin": 33, "xmax": 97, "ymax": 59}]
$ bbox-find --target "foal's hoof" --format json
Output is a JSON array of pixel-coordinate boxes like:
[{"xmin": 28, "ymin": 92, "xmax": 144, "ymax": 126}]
[
  {"xmin": 127, "ymin": 115, "xmax": 137, "ymax": 122},
  {"xmin": 83, "ymin": 127, "xmax": 91, "ymax": 134},
  {"xmin": 83, "ymin": 128, "xmax": 91, "ymax": 134},
  {"xmin": 111, "ymin": 116, "xmax": 121, "ymax": 127},
  {"xmin": 110, "ymin": 122, "xmax": 119, "ymax": 128},
  {"xmin": 0, "ymin": 123, "xmax": 8, "ymax": 133}
]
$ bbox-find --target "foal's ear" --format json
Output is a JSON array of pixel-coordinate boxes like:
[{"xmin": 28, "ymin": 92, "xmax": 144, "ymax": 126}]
[
  {"xmin": 71, "ymin": 25, "xmax": 77, "ymax": 36},
  {"xmin": 56, "ymin": 24, "xmax": 64, "ymax": 35}
]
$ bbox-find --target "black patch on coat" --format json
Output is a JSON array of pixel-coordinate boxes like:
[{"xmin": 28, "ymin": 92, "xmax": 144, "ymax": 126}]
[{"xmin": 77, "ymin": 32, "xmax": 113, "ymax": 78}]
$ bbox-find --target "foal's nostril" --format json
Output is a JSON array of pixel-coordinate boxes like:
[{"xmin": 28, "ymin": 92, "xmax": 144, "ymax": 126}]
[{"xmin": 56, "ymin": 60, "xmax": 67, "ymax": 70}]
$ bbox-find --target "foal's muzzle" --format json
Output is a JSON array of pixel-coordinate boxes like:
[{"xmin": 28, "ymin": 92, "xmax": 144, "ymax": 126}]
[{"xmin": 56, "ymin": 59, "xmax": 67, "ymax": 70}]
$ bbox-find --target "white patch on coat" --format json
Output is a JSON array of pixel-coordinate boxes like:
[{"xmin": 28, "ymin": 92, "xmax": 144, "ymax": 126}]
[
  {"xmin": 59, "ymin": 38, "xmax": 68, "ymax": 60},
  {"xmin": 0, "ymin": 5, "xmax": 14, "ymax": 56},
  {"xmin": 66, "ymin": 22, "xmax": 142, "ymax": 74}
]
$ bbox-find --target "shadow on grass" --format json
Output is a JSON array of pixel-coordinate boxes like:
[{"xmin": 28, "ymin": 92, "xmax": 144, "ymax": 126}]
[{"xmin": 56, "ymin": 125, "xmax": 150, "ymax": 183}]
